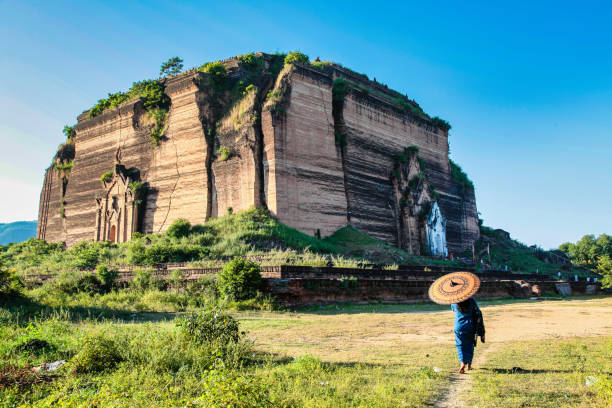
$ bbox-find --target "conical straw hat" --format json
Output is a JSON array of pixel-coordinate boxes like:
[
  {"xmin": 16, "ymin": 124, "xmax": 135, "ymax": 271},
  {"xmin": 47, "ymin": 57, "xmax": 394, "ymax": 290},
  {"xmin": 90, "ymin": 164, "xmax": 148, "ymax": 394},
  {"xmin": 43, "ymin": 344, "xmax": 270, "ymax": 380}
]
[{"xmin": 428, "ymin": 271, "xmax": 480, "ymax": 305}]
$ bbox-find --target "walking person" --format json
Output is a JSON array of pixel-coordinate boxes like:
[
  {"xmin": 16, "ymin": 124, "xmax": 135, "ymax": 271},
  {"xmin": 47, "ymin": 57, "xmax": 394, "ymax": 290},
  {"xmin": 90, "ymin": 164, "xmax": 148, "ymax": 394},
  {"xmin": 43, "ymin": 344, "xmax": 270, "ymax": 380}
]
[
  {"xmin": 428, "ymin": 271, "xmax": 485, "ymax": 373},
  {"xmin": 451, "ymin": 297, "xmax": 482, "ymax": 373}
]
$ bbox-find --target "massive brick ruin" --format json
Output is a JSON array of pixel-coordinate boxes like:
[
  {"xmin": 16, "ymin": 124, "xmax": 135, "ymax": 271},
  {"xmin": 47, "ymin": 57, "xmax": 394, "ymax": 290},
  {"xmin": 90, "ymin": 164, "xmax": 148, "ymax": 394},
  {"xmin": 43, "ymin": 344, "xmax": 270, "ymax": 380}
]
[{"xmin": 37, "ymin": 52, "xmax": 479, "ymax": 255}]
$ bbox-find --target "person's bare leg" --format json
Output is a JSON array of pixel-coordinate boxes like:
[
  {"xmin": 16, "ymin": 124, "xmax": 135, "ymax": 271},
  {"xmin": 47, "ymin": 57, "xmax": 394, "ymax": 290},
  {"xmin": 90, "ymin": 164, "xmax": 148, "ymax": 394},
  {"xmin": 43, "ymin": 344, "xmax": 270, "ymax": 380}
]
[
  {"xmin": 467, "ymin": 363, "xmax": 472, "ymax": 371},
  {"xmin": 459, "ymin": 362, "xmax": 466, "ymax": 374}
]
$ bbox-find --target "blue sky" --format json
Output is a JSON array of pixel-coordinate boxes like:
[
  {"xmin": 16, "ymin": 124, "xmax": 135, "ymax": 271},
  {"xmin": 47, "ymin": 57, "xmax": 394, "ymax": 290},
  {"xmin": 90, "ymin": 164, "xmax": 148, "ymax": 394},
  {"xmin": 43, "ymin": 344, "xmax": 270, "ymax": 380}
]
[{"xmin": 0, "ymin": 0, "xmax": 610, "ymax": 249}]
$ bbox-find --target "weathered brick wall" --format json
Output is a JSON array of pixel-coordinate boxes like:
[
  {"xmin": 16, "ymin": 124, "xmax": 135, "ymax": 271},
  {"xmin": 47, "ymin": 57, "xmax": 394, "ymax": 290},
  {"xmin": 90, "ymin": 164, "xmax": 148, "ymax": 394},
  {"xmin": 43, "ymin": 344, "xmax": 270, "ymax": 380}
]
[
  {"xmin": 37, "ymin": 166, "xmax": 65, "ymax": 242},
  {"xmin": 263, "ymin": 66, "xmax": 348, "ymax": 237},
  {"xmin": 38, "ymin": 59, "xmax": 479, "ymax": 253},
  {"xmin": 66, "ymin": 100, "xmax": 153, "ymax": 246},
  {"xmin": 143, "ymin": 74, "xmax": 210, "ymax": 233}
]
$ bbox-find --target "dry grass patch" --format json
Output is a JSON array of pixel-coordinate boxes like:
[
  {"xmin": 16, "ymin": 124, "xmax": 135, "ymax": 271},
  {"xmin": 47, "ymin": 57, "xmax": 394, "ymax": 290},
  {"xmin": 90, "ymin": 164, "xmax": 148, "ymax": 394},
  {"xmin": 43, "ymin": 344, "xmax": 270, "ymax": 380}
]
[{"xmin": 468, "ymin": 337, "xmax": 612, "ymax": 407}]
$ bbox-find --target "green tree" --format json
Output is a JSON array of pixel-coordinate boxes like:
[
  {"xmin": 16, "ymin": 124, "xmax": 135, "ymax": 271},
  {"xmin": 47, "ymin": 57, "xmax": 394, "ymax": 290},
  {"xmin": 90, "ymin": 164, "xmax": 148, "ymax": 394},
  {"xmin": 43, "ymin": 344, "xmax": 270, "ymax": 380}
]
[
  {"xmin": 160, "ymin": 57, "xmax": 184, "ymax": 77},
  {"xmin": 218, "ymin": 259, "xmax": 263, "ymax": 301},
  {"xmin": 559, "ymin": 234, "xmax": 612, "ymax": 268},
  {"xmin": 596, "ymin": 254, "xmax": 612, "ymax": 288}
]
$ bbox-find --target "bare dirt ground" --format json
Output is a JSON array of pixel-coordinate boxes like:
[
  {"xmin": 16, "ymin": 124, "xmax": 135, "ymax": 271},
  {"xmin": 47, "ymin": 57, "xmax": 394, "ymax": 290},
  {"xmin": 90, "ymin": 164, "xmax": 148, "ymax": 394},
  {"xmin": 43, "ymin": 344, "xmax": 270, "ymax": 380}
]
[
  {"xmin": 243, "ymin": 297, "xmax": 612, "ymax": 363},
  {"xmin": 241, "ymin": 297, "xmax": 612, "ymax": 407}
]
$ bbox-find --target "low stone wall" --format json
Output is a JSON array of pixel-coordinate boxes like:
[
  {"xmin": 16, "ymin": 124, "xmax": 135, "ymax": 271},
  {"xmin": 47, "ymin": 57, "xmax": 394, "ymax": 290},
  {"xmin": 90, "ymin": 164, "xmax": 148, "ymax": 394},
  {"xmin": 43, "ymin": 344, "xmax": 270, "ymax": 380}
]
[
  {"xmin": 23, "ymin": 264, "xmax": 602, "ymax": 306},
  {"xmin": 265, "ymin": 279, "xmax": 602, "ymax": 306}
]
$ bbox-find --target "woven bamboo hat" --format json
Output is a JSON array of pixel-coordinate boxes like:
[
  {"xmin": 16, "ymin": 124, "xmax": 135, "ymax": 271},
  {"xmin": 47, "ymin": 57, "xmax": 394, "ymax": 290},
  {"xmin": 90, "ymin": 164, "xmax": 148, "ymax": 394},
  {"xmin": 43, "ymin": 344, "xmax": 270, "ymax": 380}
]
[{"xmin": 428, "ymin": 271, "xmax": 480, "ymax": 305}]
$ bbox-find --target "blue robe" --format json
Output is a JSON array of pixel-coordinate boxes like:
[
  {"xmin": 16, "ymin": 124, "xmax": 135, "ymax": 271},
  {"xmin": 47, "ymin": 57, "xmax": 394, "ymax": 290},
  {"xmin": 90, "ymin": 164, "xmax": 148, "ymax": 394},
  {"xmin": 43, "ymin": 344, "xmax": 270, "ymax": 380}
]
[{"xmin": 451, "ymin": 299, "xmax": 480, "ymax": 364}]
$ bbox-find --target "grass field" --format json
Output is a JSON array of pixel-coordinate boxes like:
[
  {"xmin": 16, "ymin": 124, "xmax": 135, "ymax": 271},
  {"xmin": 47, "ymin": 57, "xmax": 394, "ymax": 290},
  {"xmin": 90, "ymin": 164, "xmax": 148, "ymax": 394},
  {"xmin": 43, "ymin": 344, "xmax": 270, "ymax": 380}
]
[{"xmin": 1, "ymin": 294, "xmax": 611, "ymax": 407}]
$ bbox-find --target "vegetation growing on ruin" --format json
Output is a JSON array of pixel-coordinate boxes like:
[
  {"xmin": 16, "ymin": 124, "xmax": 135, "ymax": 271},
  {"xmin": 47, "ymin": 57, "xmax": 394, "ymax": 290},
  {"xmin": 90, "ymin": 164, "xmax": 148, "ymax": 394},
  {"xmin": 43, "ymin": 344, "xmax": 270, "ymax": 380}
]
[
  {"xmin": 54, "ymin": 160, "xmax": 73, "ymax": 172},
  {"xmin": 449, "ymin": 159, "xmax": 474, "ymax": 191},
  {"xmin": 100, "ymin": 171, "xmax": 113, "ymax": 184},
  {"xmin": 87, "ymin": 74, "xmax": 171, "ymax": 146},
  {"xmin": 431, "ymin": 116, "xmax": 451, "ymax": 131},
  {"xmin": 284, "ymin": 51, "xmax": 310, "ymax": 65},
  {"xmin": 216, "ymin": 146, "xmax": 230, "ymax": 161},
  {"xmin": 62, "ymin": 125, "xmax": 75, "ymax": 140},
  {"xmin": 159, "ymin": 56, "xmax": 184, "ymax": 78},
  {"xmin": 199, "ymin": 61, "xmax": 228, "ymax": 91}
]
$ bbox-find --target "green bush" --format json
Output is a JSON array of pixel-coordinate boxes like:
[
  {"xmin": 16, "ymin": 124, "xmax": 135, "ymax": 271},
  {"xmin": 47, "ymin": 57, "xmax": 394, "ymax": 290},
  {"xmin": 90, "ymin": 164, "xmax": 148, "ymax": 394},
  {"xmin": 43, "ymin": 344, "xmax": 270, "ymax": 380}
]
[
  {"xmin": 100, "ymin": 171, "xmax": 113, "ymax": 183},
  {"xmin": 177, "ymin": 308, "xmax": 242, "ymax": 345},
  {"xmin": 53, "ymin": 271, "xmax": 103, "ymax": 295},
  {"xmin": 70, "ymin": 241, "xmax": 101, "ymax": 269},
  {"xmin": 96, "ymin": 265, "xmax": 118, "ymax": 291},
  {"xmin": 218, "ymin": 259, "xmax": 263, "ymax": 301},
  {"xmin": 238, "ymin": 52, "xmax": 263, "ymax": 72},
  {"xmin": 70, "ymin": 334, "xmax": 123, "ymax": 374},
  {"xmin": 284, "ymin": 51, "xmax": 309, "ymax": 65},
  {"xmin": 131, "ymin": 268, "xmax": 156, "ymax": 291},
  {"xmin": 89, "ymin": 79, "xmax": 169, "ymax": 118},
  {"xmin": 0, "ymin": 261, "xmax": 23, "ymax": 297},
  {"xmin": 166, "ymin": 218, "xmax": 191, "ymax": 238},
  {"xmin": 200, "ymin": 62, "xmax": 227, "ymax": 91}
]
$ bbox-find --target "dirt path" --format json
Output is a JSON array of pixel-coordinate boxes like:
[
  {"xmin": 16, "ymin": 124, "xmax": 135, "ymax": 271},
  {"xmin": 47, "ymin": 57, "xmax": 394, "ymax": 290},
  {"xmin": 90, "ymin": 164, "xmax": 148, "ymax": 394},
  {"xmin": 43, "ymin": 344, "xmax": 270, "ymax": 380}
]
[{"xmin": 434, "ymin": 343, "xmax": 498, "ymax": 408}]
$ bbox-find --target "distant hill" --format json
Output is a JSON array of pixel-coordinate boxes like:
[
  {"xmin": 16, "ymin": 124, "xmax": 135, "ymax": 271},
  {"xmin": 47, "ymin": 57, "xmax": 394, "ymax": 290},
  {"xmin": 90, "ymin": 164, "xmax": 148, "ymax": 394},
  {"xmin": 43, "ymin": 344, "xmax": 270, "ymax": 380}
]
[{"xmin": 0, "ymin": 221, "xmax": 37, "ymax": 245}]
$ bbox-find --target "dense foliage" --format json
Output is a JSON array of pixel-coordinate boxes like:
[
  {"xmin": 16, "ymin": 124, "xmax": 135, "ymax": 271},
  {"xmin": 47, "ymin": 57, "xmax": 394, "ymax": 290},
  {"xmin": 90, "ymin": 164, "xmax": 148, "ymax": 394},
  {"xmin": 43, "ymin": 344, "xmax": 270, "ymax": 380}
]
[
  {"xmin": 89, "ymin": 79, "xmax": 170, "ymax": 118},
  {"xmin": 166, "ymin": 218, "xmax": 192, "ymax": 239},
  {"xmin": 218, "ymin": 258, "xmax": 263, "ymax": 301},
  {"xmin": 560, "ymin": 234, "xmax": 612, "ymax": 286},
  {"xmin": 178, "ymin": 308, "xmax": 242, "ymax": 344},
  {"xmin": 284, "ymin": 51, "xmax": 310, "ymax": 65},
  {"xmin": 70, "ymin": 334, "xmax": 124, "ymax": 374},
  {"xmin": 199, "ymin": 61, "xmax": 228, "ymax": 91},
  {"xmin": 0, "ymin": 261, "xmax": 22, "ymax": 297}
]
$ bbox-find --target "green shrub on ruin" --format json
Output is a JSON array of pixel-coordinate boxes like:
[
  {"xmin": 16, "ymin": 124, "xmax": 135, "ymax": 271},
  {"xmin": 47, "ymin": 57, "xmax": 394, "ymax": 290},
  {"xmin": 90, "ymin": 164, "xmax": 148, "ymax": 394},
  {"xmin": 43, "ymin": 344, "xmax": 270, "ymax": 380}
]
[
  {"xmin": 149, "ymin": 107, "xmax": 168, "ymax": 146},
  {"xmin": 166, "ymin": 218, "xmax": 191, "ymax": 239},
  {"xmin": 128, "ymin": 181, "xmax": 146, "ymax": 204},
  {"xmin": 218, "ymin": 258, "xmax": 263, "ymax": 301},
  {"xmin": 100, "ymin": 171, "xmax": 113, "ymax": 184},
  {"xmin": 199, "ymin": 61, "xmax": 227, "ymax": 91},
  {"xmin": 431, "ymin": 116, "xmax": 451, "ymax": 131},
  {"xmin": 284, "ymin": 51, "xmax": 309, "ymax": 65},
  {"xmin": 89, "ymin": 79, "xmax": 169, "ymax": 118},
  {"xmin": 238, "ymin": 52, "xmax": 264, "ymax": 72},
  {"xmin": 54, "ymin": 160, "xmax": 73, "ymax": 172},
  {"xmin": 449, "ymin": 160, "xmax": 474, "ymax": 191},
  {"xmin": 89, "ymin": 92, "xmax": 131, "ymax": 117},
  {"xmin": 332, "ymin": 78, "xmax": 350, "ymax": 102},
  {"xmin": 62, "ymin": 125, "xmax": 75, "ymax": 139},
  {"xmin": 96, "ymin": 265, "xmax": 118, "ymax": 291},
  {"xmin": 131, "ymin": 268, "xmax": 157, "ymax": 291},
  {"xmin": 217, "ymin": 146, "xmax": 230, "ymax": 161}
]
